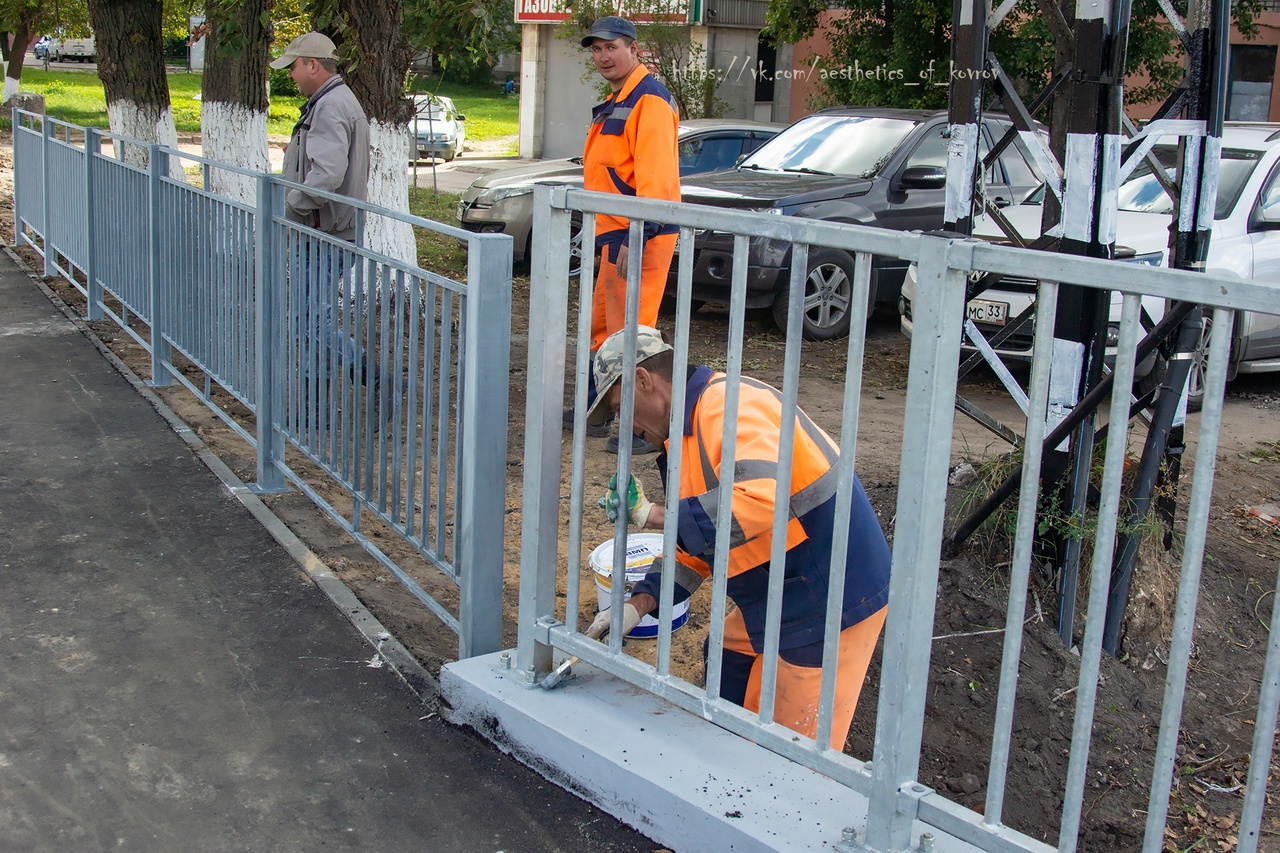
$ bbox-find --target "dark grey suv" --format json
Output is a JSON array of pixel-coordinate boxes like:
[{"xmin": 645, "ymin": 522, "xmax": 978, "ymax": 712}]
[{"xmin": 678, "ymin": 107, "xmax": 1047, "ymax": 339}]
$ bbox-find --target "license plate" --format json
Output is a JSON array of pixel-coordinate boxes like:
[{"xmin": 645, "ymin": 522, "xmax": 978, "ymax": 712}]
[
  {"xmin": 456, "ymin": 200, "xmax": 466, "ymax": 222},
  {"xmin": 967, "ymin": 299, "xmax": 1009, "ymax": 326}
]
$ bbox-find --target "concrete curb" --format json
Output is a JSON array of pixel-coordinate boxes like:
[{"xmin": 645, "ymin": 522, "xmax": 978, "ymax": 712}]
[{"xmin": 3, "ymin": 245, "xmax": 440, "ymax": 704}]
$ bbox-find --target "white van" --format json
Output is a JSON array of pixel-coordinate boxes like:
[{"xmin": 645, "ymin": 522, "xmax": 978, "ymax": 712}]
[{"xmin": 50, "ymin": 36, "xmax": 95, "ymax": 62}]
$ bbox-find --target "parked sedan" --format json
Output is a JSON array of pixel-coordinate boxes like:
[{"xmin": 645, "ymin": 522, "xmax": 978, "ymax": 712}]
[
  {"xmin": 674, "ymin": 107, "xmax": 1048, "ymax": 340},
  {"xmin": 898, "ymin": 123, "xmax": 1280, "ymax": 408},
  {"xmin": 32, "ymin": 36, "xmax": 51, "ymax": 59},
  {"xmin": 412, "ymin": 95, "xmax": 466, "ymax": 162},
  {"xmin": 456, "ymin": 119, "xmax": 782, "ymax": 275}
]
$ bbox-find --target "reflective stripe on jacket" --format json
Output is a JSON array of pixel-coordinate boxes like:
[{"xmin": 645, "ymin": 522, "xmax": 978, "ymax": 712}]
[
  {"xmin": 582, "ymin": 64, "xmax": 680, "ymax": 263},
  {"xmin": 281, "ymin": 75, "xmax": 370, "ymax": 241},
  {"xmin": 632, "ymin": 366, "xmax": 892, "ymax": 650}
]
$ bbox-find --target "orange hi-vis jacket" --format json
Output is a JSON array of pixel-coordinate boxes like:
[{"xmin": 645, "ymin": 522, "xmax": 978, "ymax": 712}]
[
  {"xmin": 582, "ymin": 64, "xmax": 681, "ymax": 263},
  {"xmin": 632, "ymin": 366, "xmax": 892, "ymax": 651}
]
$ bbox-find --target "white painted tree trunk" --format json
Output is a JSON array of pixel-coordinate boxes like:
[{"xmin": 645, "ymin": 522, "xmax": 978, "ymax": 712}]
[
  {"xmin": 199, "ymin": 101, "xmax": 270, "ymax": 206},
  {"xmin": 3, "ymin": 77, "xmax": 19, "ymax": 104},
  {"xmin": 365, "ymin": 119, "xmax": 415, "ymax": 265},
  {"xmin": 106, "ymin": 101, "xmax": 187, "ymax": 180}
]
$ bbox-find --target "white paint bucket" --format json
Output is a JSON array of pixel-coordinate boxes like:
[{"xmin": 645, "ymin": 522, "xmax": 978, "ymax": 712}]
[{"xmin": 588, "ymin": 533, "xmax": 690, "ymax": 638}]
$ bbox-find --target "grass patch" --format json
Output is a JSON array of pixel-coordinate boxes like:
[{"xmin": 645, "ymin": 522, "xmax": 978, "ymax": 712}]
[
  {"xmin": 15, "ymin": 68, "xmax": 515, "ymax": 141},
  {"xmin": 408, "ymin": 187, "xmax": 468, "ymax": 274}
]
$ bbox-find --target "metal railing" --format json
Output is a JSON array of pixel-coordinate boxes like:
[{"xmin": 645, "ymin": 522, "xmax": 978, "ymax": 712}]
[
  {"xmin": 12, "ymin": 108, "xmax": 512, "ymax": 660},
  {"xmin": 520, "ymin": 183, "xmax": 1280, "ymax": 852}
]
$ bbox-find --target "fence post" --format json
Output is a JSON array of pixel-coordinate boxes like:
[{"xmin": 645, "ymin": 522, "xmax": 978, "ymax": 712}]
[
  {"xmin": 864, "ymin": 234, "xmax": 969, "ymax": 852},
  {"xmin": 251, "ymin": 174, "xmax": 287, "ymax": 494},
  {"xmin": 84, "ymin": 128, "xmax": 102, "ymax": 321},
  {"xmin": 41, "ymin": 118, "xmax": 54, "ymax": 277},
  {"xmin": 516, "ymin": 183, "xmax": 575, "ymax": 680},
  {"xmin": 457, "ymin": 231, "xmax": 513, "ymax": 659},
  {"xmin": 147, "ymin": 145, "xmax": 172, "ymax": 387},
  {"xmin": 11, "ymin": 108, "xmax": 20, "ymax": 246}
]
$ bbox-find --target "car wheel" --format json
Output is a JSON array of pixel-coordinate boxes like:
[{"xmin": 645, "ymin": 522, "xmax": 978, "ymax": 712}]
[
  {"xmin": 443, "ymin": 151, "xmax": 455, "ymax": 162},
  {"xmin": 567, "ymin": 215, "xmax": 585, "ymax": 279},
  {"xmin": 772, "ymin": 249, "xmax": 866, "ymax": 341},
  {"xmin": 1182, "ymin": 310, "xmax": 1216, "ymax": 413}
]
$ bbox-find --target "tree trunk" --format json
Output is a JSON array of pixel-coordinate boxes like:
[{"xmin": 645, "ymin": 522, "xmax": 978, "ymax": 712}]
[
  {"xmin": 88, "ymin": 0, "xmax": 183, "ymax": 178},
  {"xmin": 201, "ymin": 0, "xmax": 273, "ymax": 204},
  {"xmin": 4, "ymin": 24, "xmax": 32, "ymax": 104},
  {"xmin": 319, "ymin": 0, "xmax": 417, "ymax": 263}
]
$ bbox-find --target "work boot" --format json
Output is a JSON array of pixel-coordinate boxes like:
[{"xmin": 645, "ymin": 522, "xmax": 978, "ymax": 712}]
[
  {"xmin": 606, "ymin": 433, "xmax": 660, "ymax": 455},
  {"xmin": 563, "ymin": 407, "xmax": 610, "ymax": 438}
]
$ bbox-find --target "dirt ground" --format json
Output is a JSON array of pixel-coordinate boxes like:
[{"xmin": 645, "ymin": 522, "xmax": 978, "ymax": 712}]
[{"xmin": 6, "ymin": 129, "xmax": 1280, "ymax": 851}]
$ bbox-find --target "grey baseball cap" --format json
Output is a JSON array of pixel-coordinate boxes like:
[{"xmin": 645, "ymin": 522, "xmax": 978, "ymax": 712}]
[
  {"xmin": 580, "ymin": 16, "xmax": 638, "ymax": 47},
  {"xmin": 270, "ymin": 32, "xmax": 339, "ymax": 69},
  {"xmin": 584, "ymin": 326, "xmax": 673, "ymax": 426}
]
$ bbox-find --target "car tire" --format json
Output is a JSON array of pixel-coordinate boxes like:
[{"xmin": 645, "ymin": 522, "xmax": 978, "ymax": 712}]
[
  {"xmin": 772, "ymin": 248, "xmax": 868, "ymax": 341},
  {"xmin": 567, "ymin": 214, "xmax": 585, "ymax": 279},
  {"xmin": 1182, "ymin": 309, "xmax": 1219, "ymax": 413}
]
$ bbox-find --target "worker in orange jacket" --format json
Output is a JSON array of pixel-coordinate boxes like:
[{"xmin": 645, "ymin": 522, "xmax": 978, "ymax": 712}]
[
  {"xmin": 585, "ymin": 326, "xmax": 891, "ymax": 749},
  {"xmin": 577, "ymin": 16, "xmax": 680, "ymax": 455}
]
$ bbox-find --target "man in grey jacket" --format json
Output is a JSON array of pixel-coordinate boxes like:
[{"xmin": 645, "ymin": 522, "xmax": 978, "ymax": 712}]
[
  {"xmin": 272, "ymin": 33, "xmax": 386, "ymax": 418},
  {"xmin": 272, "ymin": 32, "xmax": 370, "ymax": 240}
]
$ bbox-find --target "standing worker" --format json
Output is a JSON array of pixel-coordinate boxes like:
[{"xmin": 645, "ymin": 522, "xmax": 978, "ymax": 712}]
[
  {"xmin": 586, "ymin": 326, "xmax": 891, "ymax": 749},
  {"xmin": 573, "ymin": 16, "xmax": 681, "ymax": 455},
  {"xmin": 272, "ymin": 31, "xmax": 369, "ymax": 240},
  {"xmin": 271, "ymin": 33, "xmax": 381, "ymax": 408}
]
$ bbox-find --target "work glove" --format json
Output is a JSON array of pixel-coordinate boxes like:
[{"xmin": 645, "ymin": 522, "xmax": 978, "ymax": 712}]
[
  {"xmin": 586, "ymin": 603, "xmax": 642, "ymax": 640},
  {"xmin": 597, "ymin": 473, "xmax": 655, "ymax": 528}
]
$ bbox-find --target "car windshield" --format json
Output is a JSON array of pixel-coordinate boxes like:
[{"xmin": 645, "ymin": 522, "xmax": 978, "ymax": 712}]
[
  {"xmin": 413, "ymin": 99, "xmax": 453, "ymax": 120},
  {"xmin": 1118, "ymin": 146, "xmax": 1261, "ymax": 219},
  {"xmin": 738, "ymin": 115, "xmax": 918, "ymax": 179}
]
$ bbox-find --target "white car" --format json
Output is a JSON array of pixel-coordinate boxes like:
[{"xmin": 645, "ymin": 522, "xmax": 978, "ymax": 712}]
[
  {"xmin": 411, "ymin": 94, "xmax": 466, "ymax": 162},
  {"xmin": 49, "ymin": 36, "xmax": 95, "ymax": 62},
  {"xmin": 899, "ymin": 122, "xmax": 1280, "ymax": 407}
]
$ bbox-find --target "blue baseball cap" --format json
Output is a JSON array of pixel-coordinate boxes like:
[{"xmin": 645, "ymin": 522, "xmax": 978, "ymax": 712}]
[{"xmin": 581, "ymin": 16, "xmax": 638, "ymax": 47}]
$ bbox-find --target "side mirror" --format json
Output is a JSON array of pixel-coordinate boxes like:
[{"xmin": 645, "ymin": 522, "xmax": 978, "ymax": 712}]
[
  {"xmin": 898, "ymin": 166, "xmax": 947, "ymax": 190},
  {"xmin": 1260, "ymin": 199, "xmax": 1280, "ymax": 226},
  {"xmin": 456, "ymin": 114, "xmax": 466, "ymax": 122}
]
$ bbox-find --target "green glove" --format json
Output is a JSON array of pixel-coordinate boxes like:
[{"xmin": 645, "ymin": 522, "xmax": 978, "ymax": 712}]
[{"xmin": 597, "ymin": 473, "xmax": 655, "ymax": 528}]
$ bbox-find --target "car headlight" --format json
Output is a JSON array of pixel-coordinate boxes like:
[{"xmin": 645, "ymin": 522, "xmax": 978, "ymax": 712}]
[
  {"xmin": 751, "ymin": 207, "xmax": 783, "ymax": 214},
  {"xmin": 1121, "ymin": 252, "xmax": 1163, "ymax": 267},
  {"xmin": 477, "ymin": 186, "xmax": 535, "ymax": 205}
]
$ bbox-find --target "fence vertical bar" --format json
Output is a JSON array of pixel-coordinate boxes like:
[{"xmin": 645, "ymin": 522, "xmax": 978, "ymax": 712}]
[
  {"xmin": 12, "ymin": 108, "xmax": 21, "ymax": 246},
  {"xmin": 456, "ymin": 232, "xmax": 512, "ymax": 659},
  {"xmin": 41, "ymin": 119, "xmax": 54, "ymax": 276},
  {"xmin": 251, "ymin": 174, "xmax": 287, "ymax": 494},
  {"xmin": 147, "ymin": 145, "xmax": 172, "ymax": 386},
  {"xmin": 516, "ymin": 183, "xmax": 574, "ymax": 680},
  {"xmin": 865, "ymin": 234, "xmax": 969, "ymax": 852},
  {"xmin": 84, "ymin": 128, "xmax": 102, "ymax": 321}
]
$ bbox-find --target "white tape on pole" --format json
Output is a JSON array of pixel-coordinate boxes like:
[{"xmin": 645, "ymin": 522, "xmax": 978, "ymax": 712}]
[{"xmin": 1063, "ymin": 133, "xmax": 1099, "ymax": 242}]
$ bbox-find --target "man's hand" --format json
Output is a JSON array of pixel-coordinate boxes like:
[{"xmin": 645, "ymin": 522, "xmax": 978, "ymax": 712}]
[
  {"xmin": 586, "ymin": 603, "xmax": 642, "ymax": 639},
  {"xmin": 597, "ymin": 473, "xmax": 655, "ymax": 527},
  {"xmin": 614, "ymin": 243, "xmax": 629, "ymax": 279}
]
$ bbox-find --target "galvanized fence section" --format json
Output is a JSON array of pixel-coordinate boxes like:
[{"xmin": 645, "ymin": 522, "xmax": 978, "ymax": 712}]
[
  {"xmin": 11, "ymin": 109, "xmax": 512, "ymax": 660},
  {"xmin": 521, "ymin": 184, "xmax": 1280, "ymax": 852},
  {"xmin": 13, "ymin": 112, "xmax": 44, "ymax": 246}
]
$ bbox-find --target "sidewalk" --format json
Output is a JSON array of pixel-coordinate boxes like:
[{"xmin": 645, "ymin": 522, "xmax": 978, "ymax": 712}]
[{"xmin": 0, "ymin": 254, "xmax": 652, "ymax": 852}]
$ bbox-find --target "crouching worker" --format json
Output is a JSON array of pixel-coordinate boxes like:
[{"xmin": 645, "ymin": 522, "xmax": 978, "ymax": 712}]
[{"xmin": 584, "ymin": 326, "xmax": 891, "ymax": 749}]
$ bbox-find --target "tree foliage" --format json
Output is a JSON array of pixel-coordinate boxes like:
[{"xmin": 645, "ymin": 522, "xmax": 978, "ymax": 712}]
[{"xmin": 768, "ymin": 0, "xmax": 1265, "ymax": 113}]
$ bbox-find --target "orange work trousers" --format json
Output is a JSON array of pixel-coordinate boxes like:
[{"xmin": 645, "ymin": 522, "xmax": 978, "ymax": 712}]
[
  {"xmin": 589, "ymin": 233, "xmax": 677, "ymax": 352},
  {"xmin": 720, "ymin": 604, "xmax": 888, "ymax": 751}
]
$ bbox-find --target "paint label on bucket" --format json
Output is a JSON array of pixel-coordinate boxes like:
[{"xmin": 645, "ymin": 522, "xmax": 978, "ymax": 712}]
[{"xmin": 588, "ymin": 534, "xmax": 689, "ymax": 638}]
